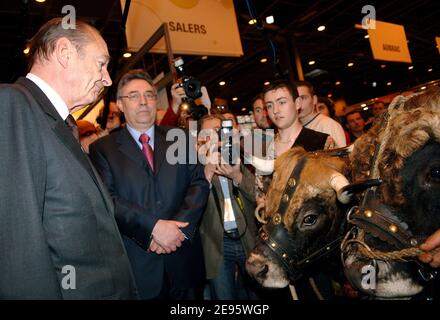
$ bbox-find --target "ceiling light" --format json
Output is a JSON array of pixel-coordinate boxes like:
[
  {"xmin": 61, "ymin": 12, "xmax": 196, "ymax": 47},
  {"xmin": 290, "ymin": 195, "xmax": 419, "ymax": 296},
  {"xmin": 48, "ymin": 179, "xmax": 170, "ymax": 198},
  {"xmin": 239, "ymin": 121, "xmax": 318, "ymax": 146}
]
[
  {"xmin": 264, "ymin": 81, "xmax": 270, "ymax": 86},
  {"xmin": 266, "ymin": 16, "xmax": 274, "ymax": 24},
  {"xmin": 372, "ymin": 82, "xmax": 377, "ymax": 87},
  {"xmin": 387, "ymin": 82, "xmax": 392, "ymax": 86},
  {"xmin": 408, "ymin": 66, "xmax": 414, "ymax": 70},
  {"xmin": 122, "ymin": 52, "xmax": 132, "ymax": 58},
  {"xmin": 35, "ymin": 0, "xmax": 46, "ymax": 2},
  {"xmin": 428, "ymin": 68, "xmax": 433, "ymax": 72},
  {"xmin": 308, "ymin": 60, "xmax": 315, "ymax": 65},
  {"xmin": 23, "ymin": 47, "xmax": 30, "ymax": 55},
  {"xmin": 347, "ymin": 62, "xmax": 354, "ymax": 67},
  {"xmin": 335, "ymin": 81, "xmax": 341, "ymax": 85},
  {"xmin": 364, "ymin": 34, "xmax": 369, "ymax": 39},
  {"xmin": 260, "ymin": 58, "xmax": 268, "ymax": 63},
  {"xmin": 232, "ymin": 97, "xmax": 238, "ymax": 101},
  {"xmin": 248, "ymin": 19, "xmax": 257, "ymax": 25},
  {"xmin": 421, "ymin": 86, "xmax": 427, "ymax": 90},
  {"xmin": 201, "ymin": 55, "xmax": 208, "ymax": 60},
  {"xmin": 241, "ymin": 107, "xmax": 247, "ymax": 112},
  {"xmin": 361, "ymin": 103, "xmax": 367, "ymax": 107},
  {"xmin": 317, "ymin": 25, "xmax": 326, "ymax": 32},
  {"xmin": 219, "ymin": 81, "xmax": 226, "ymax": 86},
  {"xmin": 363, "ymin": 107, "xmax": 369, "ymax": 111},
  {"xmin": 327, "ymin": 94, "xmax": 332, "ymax": 98},
  {"xmin": 381, "ymin": 64, "xmax": 386, "ymax": 68}
]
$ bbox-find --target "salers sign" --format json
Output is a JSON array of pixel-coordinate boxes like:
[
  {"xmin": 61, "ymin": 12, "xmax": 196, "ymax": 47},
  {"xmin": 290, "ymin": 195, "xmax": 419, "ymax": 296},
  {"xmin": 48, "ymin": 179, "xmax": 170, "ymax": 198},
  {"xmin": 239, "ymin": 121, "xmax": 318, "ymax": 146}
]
[
  {"xmin": 121, "ymin": 0, "xmax": 243, "ymax": 57},
  {"xmin": 367, "ymin": 20, "xmax": 412, "ymax": 63}
]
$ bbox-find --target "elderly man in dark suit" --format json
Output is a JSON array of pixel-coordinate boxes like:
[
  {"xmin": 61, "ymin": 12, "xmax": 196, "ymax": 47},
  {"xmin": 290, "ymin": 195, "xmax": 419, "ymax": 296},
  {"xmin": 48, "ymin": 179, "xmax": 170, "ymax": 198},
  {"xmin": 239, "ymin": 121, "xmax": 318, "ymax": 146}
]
[
  {"xmin": 89, "ymin": 69, "xmax": 209, "ymax": 300},
  {"xmin": 0, "ymin": 18, "xmax": 137, "ymax": 299}
]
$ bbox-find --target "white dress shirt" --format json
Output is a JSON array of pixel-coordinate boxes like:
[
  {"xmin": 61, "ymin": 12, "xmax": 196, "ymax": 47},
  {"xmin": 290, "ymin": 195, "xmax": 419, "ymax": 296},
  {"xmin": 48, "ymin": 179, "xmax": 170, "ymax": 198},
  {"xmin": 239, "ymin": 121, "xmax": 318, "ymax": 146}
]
[{"xmin": 26, "ymin": 73, "xmax": 70, "ymax": 121}]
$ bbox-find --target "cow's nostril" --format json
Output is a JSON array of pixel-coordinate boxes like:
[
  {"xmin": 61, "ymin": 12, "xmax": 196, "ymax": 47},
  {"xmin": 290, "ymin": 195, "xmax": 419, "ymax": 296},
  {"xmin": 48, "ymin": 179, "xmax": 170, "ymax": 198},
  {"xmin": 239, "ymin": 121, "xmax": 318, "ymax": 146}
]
[{"xmin": 257, "ymin": 264, "xmax": 269, "ymax": 278}]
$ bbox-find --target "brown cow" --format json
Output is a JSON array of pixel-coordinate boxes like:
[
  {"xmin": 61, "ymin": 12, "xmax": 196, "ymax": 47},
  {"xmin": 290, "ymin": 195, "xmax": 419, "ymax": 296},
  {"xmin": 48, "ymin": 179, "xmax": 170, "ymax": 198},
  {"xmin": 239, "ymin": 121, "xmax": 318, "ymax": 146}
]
[
  {"xmin": 342, "ymin": 87, "xmax": 440, "ymax": 299},
  {"xmin": 246, "ymin": 147, "xmax": 352, "ymax": 294}
]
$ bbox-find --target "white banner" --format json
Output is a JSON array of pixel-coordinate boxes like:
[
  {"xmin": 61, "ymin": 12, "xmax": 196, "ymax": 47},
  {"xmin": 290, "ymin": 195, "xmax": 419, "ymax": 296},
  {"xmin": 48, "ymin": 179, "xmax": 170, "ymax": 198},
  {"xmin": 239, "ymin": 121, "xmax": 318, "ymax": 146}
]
[{"xmin": 121, "ymin": 0, "xmax": 243, "ymax": 57}]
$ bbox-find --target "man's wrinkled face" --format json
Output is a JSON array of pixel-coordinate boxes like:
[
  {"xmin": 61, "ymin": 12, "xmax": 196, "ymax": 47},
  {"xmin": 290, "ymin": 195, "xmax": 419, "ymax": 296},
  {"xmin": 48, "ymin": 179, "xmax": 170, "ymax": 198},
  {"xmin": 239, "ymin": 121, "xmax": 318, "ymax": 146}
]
[{"xmin": 69, "ymin": 31, "xmax": 112, "ymax": 111}]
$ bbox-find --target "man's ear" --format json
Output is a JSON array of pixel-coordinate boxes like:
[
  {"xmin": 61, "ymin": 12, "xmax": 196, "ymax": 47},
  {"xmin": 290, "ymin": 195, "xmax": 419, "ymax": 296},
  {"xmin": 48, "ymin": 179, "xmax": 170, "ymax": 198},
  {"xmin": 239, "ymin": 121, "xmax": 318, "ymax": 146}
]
[
  {"xmin": 312, "ymin": 94, "xmax": 318, "ymax": 107},
  {"xmin": 116, "ymin": 99, "xmax": 124, "ymax": 113},
  {"xmin": 295, "ymin": 97, "xmax": 302, "ymax": 111},
  {"xmin": 54, "ymin": 37, "xmax": 73, "ymax": 68}
]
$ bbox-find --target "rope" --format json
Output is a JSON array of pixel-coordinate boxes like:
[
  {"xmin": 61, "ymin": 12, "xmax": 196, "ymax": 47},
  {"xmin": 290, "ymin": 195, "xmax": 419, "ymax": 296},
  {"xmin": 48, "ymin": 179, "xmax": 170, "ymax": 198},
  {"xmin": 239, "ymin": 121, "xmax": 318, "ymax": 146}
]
[
  {"xmin": 357, "ymin": 245, "xmax": 424, "ymax": 261},
  {"xmin": 346, "ymin": 228, "xmax": 440, "ymax": 262}
]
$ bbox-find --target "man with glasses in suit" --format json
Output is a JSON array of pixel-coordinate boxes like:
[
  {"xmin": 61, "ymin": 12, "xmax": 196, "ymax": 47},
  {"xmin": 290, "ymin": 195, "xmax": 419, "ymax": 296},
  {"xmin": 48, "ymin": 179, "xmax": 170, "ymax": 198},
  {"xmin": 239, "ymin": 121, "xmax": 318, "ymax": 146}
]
[{"xmin": 89, "ymin": 69, "xmax": 209, "ymax": 300}]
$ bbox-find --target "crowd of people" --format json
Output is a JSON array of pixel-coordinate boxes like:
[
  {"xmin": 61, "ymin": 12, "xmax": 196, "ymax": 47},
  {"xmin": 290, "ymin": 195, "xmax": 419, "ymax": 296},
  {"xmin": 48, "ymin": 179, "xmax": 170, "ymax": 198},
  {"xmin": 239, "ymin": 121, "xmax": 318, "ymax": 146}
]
[{"xmin": 1, "ymin": 18, "xmax": 439, "ymax": 300}]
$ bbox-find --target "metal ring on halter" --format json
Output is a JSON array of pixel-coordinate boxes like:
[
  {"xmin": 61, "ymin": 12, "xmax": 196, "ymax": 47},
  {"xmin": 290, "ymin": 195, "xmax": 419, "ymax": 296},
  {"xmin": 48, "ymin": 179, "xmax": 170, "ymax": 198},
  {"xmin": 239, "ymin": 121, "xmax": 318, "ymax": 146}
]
[
  {"xmin": 341, "ymin": 239, "xmax": 378, "ymax": 270},
  {"xmin": 340, "ymin": 230, "xmax": 379, "ymax": 270},
  {"xmin": 340, "ymin": 226, "xmax": 357, "ymax": 252},
  {"xmin": 340, "ymin": 227, "xmax": 359, "ymax": 267},
  {"xmin": 346, "ymin": 206, "xmax": 359, "ymax": 224},
  {"xmin": 255, "ymin": 202, "xmax": 268, "ymax": 225}
]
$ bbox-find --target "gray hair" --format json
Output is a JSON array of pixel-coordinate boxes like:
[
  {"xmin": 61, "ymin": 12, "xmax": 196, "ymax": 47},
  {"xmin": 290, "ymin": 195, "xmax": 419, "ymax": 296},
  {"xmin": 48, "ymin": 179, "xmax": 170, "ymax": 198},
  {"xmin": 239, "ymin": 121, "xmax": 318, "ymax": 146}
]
[
  {"xmin": 28, "ymin": 17, "xmax": 98, "ymax": 69},
  {"xmin": 117, "ymin": 69, "xmax": 154, "ymax": 98}
]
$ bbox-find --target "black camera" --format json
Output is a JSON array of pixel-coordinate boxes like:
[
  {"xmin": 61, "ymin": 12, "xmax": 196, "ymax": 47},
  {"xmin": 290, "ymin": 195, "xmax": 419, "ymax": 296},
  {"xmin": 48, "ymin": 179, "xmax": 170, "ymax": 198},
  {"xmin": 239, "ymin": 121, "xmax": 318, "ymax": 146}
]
[{"xmin": 174, "ymin": 57, "xmax": 207, "ymax": 122}]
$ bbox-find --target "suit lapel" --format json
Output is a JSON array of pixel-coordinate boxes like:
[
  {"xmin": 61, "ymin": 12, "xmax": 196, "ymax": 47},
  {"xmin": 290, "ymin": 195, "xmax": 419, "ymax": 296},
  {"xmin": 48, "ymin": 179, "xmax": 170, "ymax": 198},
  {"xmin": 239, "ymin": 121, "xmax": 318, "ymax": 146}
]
[
  {"xmin": 16, "ymin": 78, "xmax": 97, "ymax": 179},
  {"xmin": 116, "ymin": 127, "xmax": 152, "ymax": 174},
  {"xmin": 15, "ymin": 77, "xmax": 114, "ymax": 211}
]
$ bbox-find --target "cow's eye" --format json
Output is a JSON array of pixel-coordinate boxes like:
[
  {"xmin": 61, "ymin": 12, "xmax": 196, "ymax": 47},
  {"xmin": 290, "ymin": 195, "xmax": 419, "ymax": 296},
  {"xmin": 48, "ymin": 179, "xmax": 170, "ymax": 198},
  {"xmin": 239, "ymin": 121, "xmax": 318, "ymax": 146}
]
[
  {"xmin": 429, "ymin": 167, "xmax": 440, "ymax": 181},
  {"xmin": 302, "ymin": 214, "xmax": 318, "ymax": 226}
]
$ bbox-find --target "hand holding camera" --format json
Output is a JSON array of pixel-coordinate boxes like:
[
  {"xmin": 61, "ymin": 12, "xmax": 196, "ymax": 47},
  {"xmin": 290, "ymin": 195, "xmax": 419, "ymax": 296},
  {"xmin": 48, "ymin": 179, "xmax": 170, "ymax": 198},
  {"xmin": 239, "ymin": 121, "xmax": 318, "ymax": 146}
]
[{"xmin": 174, "ymin": 57, "xmax": 208, "ymax": 123}]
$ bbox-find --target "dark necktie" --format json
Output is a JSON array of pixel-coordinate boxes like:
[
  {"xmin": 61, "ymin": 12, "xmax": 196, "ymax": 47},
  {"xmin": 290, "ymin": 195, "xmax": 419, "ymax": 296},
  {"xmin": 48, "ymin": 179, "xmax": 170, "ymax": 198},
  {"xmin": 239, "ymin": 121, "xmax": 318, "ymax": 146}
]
[
  {"xmin": 65, "ymin": 114, "xmax": 80, "ymax": 142},
  {"xmin": 139, "ymin": 133, "xmax": 154, "ymax": 172}
]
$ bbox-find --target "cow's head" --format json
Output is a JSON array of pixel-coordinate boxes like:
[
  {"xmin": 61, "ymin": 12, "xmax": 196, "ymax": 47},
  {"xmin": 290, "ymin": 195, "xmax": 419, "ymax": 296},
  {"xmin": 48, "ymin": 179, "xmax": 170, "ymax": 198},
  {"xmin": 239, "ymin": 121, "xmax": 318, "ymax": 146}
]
[
  {"xmin": 246, "ymin": 147, "xmax": 352, "ymax": 287},
  {"xmin": 342, "ymin": 87, "xmax": 440, "ymax": 298}
]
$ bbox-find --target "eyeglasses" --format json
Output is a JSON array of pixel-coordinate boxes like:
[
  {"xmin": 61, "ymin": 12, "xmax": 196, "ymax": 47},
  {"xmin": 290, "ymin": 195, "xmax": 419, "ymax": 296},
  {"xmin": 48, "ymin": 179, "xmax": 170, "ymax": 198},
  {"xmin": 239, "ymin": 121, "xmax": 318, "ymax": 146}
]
[{"xmin": 119, "ymin": 91, "xmax": 158, "ymax": 103}]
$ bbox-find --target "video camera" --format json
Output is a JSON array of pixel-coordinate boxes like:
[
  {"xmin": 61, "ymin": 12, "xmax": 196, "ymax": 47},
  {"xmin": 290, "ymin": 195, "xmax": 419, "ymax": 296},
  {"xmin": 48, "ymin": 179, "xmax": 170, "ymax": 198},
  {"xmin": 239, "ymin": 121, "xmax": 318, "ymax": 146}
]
[{"xmin": 174, "ymin": 57, "xmax": 208, "ymax": 122}]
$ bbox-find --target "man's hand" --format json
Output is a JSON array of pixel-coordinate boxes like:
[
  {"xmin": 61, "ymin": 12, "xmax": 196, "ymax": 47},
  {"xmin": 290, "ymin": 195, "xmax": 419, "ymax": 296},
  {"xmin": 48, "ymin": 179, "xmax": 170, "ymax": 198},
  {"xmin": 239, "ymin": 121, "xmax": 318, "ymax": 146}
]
[
  {"xmin": 197, "ymin": 132, "xmax": 221, "ymax": 183},
  {"xmin": 215, "ymin": 162, "xmax": 242, "ymax": 185},
  {"xmin": 151, "ymin": 219, "xmax": 188, "ymax": 253},
  {"xmin": 171, "ymin": 83, "xmax": 187, "ymax": 113},
  {"xmin": 149, "ymin": 238, "xmax": 168, "ymax": 254},
  {"xmin": 419, "ymin": 229, "xmax": 440, "ymax": 268}
]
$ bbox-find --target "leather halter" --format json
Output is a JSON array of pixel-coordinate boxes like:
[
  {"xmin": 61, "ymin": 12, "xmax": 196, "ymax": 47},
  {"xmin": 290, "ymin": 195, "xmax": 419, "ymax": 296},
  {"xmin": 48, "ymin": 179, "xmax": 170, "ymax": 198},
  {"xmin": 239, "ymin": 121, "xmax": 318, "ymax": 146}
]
[
  {"xmin": 258, "ymin": 155, "xmax": 343, "ymax": 281},
  {"xmin": 345, "ymin": 112, "xmax": 438, "ymax": 282}
]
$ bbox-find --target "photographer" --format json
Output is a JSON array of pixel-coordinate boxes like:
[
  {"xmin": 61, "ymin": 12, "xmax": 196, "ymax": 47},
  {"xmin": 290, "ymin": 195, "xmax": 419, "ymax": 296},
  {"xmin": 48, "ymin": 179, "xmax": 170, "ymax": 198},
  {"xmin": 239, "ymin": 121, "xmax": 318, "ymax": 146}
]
[
  {"xmin": 197, "ymin": 114, "xmax": 259, "ymax": 300},
  {"xmin": 172, "ymin": 58, "xmax": 209, "ymax": 128}
]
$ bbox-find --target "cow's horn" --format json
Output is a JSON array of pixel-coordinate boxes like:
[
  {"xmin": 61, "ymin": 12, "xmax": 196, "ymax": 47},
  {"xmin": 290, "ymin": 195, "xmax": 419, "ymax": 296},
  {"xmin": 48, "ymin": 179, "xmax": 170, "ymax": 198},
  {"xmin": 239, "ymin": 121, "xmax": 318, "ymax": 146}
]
[
  {"xmin": 329, "ymin": 172, "xmax": 351, "ymax": 204},
  {"xmin": 244, "ymin": 154, "xmax": 274, "ymax": 175}
]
